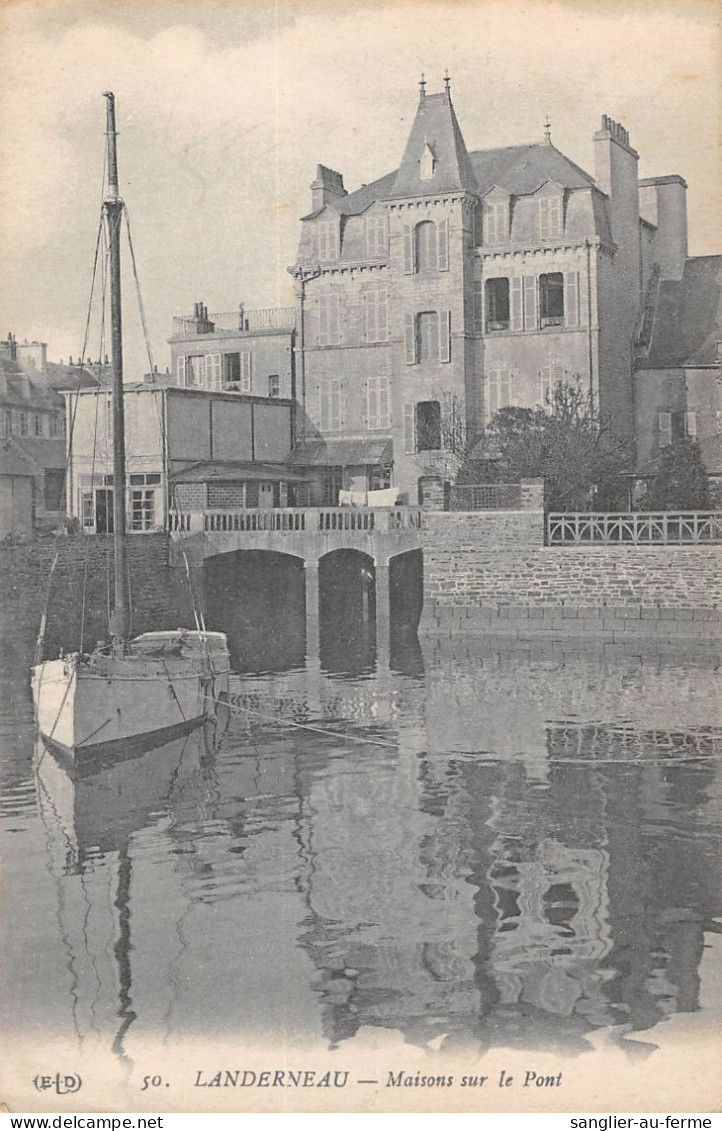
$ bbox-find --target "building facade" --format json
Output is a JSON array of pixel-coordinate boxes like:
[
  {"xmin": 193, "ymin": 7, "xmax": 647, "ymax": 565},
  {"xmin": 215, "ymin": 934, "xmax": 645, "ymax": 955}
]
[
  {"xmin": 285, "ymin": 80, "xmax": 698, "ymax": 504},
  {"xmin": 65, "ymin": 383, "xmax": 295, "ymax": 534}
]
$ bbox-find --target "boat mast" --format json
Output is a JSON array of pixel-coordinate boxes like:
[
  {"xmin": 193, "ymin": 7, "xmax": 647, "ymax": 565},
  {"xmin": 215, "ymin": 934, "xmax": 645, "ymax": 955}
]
[{"xmin": 103, "ymin": 92, "xmax": 130, "ymax": 647}]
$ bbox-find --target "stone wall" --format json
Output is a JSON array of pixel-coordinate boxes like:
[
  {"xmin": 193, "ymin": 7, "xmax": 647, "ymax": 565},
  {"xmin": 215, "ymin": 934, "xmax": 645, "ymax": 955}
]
[
  {"xmin": 1, "ymin": 533, "xmax": 195, "ymax": 674},
  {"xmin": 420, "ymin": 511, "xmax": 721, "ymax": 643}
]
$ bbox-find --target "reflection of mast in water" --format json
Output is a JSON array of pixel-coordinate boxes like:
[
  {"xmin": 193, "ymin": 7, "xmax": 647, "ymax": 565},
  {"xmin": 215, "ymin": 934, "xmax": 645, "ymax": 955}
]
[{"xmin": 33, "ymin": 732, "xmax": 208, "ymax": 1062}]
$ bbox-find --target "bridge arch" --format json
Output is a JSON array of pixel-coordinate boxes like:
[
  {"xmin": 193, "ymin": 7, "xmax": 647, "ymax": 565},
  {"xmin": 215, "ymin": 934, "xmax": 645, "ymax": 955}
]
[{"xmin": 203, "ymin": 548, "xmax": 306, "ymax": 671}]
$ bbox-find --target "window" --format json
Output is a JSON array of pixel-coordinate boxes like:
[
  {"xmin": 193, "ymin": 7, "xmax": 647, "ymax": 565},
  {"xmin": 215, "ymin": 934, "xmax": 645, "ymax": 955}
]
[
  {"xmin": 318, "ymin": 221, "xmax": 338, "ymax": 261},
  {"xmin": 366, "ymin": 375, "xmax": 390, "ymax": 430},
  {"xmin": 539, "ymin": 194, "xmax": 562, "ymax": 239},
  {"xmin": 417, "ymin": 311, "xmax": 439, "ymax": 361},
  {"xmin": 685, "ymin": 411, "xmax": 697, "ymax": 438},
  {"xmin": 483, "ymin": 200, "xmax": 508, "ymax": 244},
  {"xmin": 419, "ymin": 142, "xmax": 436, "ymax": 181},
  {"xmin": 539, "ymin": 273, "xmax": 565, "ymax": 326},
  {"xmin": 33, "ymin": 413, "xmax": 42, "ymax": 436},
  {"xmin": 81, "ymin": 490, "xmax": 94, "ymax": 529},
  {"xmin": 316, "ymin": 293, "xmax": 343, "ymax": 346},
  {"xmin": 365, "ymin": 215, "xmax": 387, "ymax": 258},
  {"xmin": 486, "ymin": 278, "xmax": 510, "ymax": 331},
  {"xmin": 129, "ymin": 473, "xmax": 161, "ymax": 485},
  {"xmin": 405, "ymin": 311, "xmax": 451, "ymax": 364},
  {"xmin": 1, "ymin": 410, "xmax": 11, "ymax": 437},
  {"xmin": 321, "ymin": 469, "xmax": 342, "ymax": 506},
  {"xmin": 416, "ymin": 221, "xmax": 437, "ymax": 273},
  {"xmin": 17, "ymin": 411, "xmax": 28, "ymax": 437},
  {"xmin": 240, "ymin": 352, "xmax": 252, "ymax": 392},
  {"xmin": 319, "ymin": 376, "xmax": 346, "ymax": 432},
  {"xmin": 416, "ymin": 401, "xmax": 442, "ymax": 451},
  {"xmin": 540, "ymin": 364, "xmax": 565, "ymax": 409},
  {"xmin": 206, "ymin": 353, "xmax": 222, "ymax": 390},
  {"xmin": 131, "ymin": 489, "xmax": 156, "ymax": 531},
  {"xmin": 183, "ymin": 355, "xmax": 205, "ymax": 387},
  {"xmin": 364, "ymin": 290, "xmax": 388, "ymax": 342},
  {"xmin": 486, "ymin": 369, "xmax": 517, "ymax": 421},
  {"xmin": 369, "ymin": 466, "xmax": 392, "ymax": 491},
  {"xmin": 268, "ymin": 374, "xmax": 280, "ymax": 398},
  {"xmin": 403, "ymin": 219, "xmax": 448, "ymax": 273},
  {"xmin": 221, "ymin": 352, "xmax": 251, "ymax": 391},
  {"xmin": 44, "ymin": 469, "xmax": 64, "ymax": 510}
]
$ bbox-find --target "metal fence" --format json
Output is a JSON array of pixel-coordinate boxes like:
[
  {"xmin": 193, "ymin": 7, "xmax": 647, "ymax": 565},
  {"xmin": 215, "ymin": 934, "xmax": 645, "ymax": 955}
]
[
  {"xmin": 172, "ymin": 307, "xmax": 296, "ymax": 336},
  {"xmin": 448, "ymin": 483, "xmax": 523, "ymax": 511},
  {"xmin": 547, "ymin": 511, "xmax": 722, "ymax": 545}
]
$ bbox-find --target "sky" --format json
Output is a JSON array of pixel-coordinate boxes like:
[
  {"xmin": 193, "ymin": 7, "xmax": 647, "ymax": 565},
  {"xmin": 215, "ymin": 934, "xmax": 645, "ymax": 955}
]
[{"xmin": 0, "ymin": 0, "xmax": 719, "ymax": 378}]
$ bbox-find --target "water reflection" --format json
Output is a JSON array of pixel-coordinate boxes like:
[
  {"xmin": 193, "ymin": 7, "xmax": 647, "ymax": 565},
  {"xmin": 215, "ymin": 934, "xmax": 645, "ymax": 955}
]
[{"xmin": 2, "ymin": 632, "xmax": 719, "ymax": 1060}]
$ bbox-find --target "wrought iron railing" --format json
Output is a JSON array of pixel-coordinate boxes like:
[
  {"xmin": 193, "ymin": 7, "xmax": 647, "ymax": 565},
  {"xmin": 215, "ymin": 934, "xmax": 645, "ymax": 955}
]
[
  {"xmin": 547, "ymin": 511, "xmax": 722, "ymax": 546},
  {"xmin": 172, "ymin": 307, "xmax": 296, "ymax": 336},
  {"xmin": 449, "ymin": 483, "xmax": 523, "ymax": 511}
]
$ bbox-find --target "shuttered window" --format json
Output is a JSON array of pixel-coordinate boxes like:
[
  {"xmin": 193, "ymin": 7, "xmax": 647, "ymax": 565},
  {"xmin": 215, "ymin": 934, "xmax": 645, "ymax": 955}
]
[
  {"xmin": 437, "ymin": 218, "xmax": 449, "ymax": 271},
  {"xmin": 510, "ymin": 277, "xmax": 524, "ymax": 332},
  {"xmin": 486, "ymin": 369, "xmax": 517, "ymax": 421},
  {"xmin": 367, "ymin": 375, "xmax": 391, "ymax": 430},
  {"xmin": 483, "ymin": 201, "xmax": 508, "ymax": 244},
  {"xmin": 539, "ymin": 194, "xmax": 562, "ymax": 239},
  {"xmin": 365, "ymin": 215, "xmax": 387, "ymax": 258},
  {"xmin": 403, "ymin": 403, "xmax": 416, "ymax": 453},
  {"xmin": 404, "ymin": 312, "xmax": 417, "ymax": 364},
  {"xmin": 318, "ymin": 221, "xmax": 338, "ymax": 261},
  {"xmin": 317, "ymin": 293, "xmax": 343, "ymax": 346},
  {"xmin": 524, "ymin": 275, "xmax": 539, "ymax": 330},
  {"xmin": 364, "ymin": 290, "xmax": 389, "ymax": 342},
  {"xmin": 320, "ymin": 377, "xmax": 346, "ymax": 432},
  {"xmin": 240, "ymin": 352, "xmax": 252, "ymax": 393},
  {"xmin": 176, "ymin": 357, "xmax": 187, "ymax": 387},
  {"xmin": 563, "ymin": 271, "xmax": 579, "ymax": 327},
  {"xmin": 403, "ymin": 224, "xmax": 415, "ymax": 274},
  {"xmin": 439, "ymin": 310, "xmax": 451, "ymax": 363}
]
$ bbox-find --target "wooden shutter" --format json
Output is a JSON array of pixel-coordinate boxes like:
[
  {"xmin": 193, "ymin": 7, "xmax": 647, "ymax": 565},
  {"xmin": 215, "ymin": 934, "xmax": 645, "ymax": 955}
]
[
  {"xmin": 403, "ymin": 225, "xmax": 415, "ymax": 274},
  {"xmin": 563, "ymin": 271, "xmax": 579, "ymax": 327},
  {"xmin": 523, "ymin": 276, "xmax": 538, "ymax": 330},
  {"xmin": 549, "ymin": 195, "xmax": 562, "ymax": 236},
  {"xmin": 176, "ymin": 357, "xmax": 186, "ymax": 387},
  {"xmin": 685, "ymin": 411, "xmax": 697, "ymax": 438},
  {"xmin": 403, "ymin": 403, "xmax": 416, "ymax": 453},
  {"xmin": 207, "ymin": 353, "xmax": 222, "ymax": 391},
  {"xmin": 437, "ymin": 218, "xmax": 449, "ymax": 271},
  {"xmin": 366, "ymin": 379, "xmax": 377, "ymax": 430},
  {"xmin": 473, "ymin": 280, "xmax": 483, "ymax": 333},
  {"xmin": 658, "ymin": 412, "xmax": 672, "ymax": 447},
  {"xmin": 378, "ymin": 291, "xmax": 388, "ymax": 341},
  {"xmin": 510, "ymin": 278, "xmax": 524, "ymax": 332},
  {"xmin": 439, "ymin": 310, "xmax": 451, "ymax": 363},
  {"xmin": 379, "ymin": 375, "xmax": 390, "ymax": 429},
  {"xmin": 404, "ymin": 312, "xmax": 417, "ymax": 364},
  {"xmin": 240, "ymin": 352, "xmax": 252, "ymax": 392},
  {"xmin": 363, "ymin": 292, "xmax": 373, "ymax": 342}
]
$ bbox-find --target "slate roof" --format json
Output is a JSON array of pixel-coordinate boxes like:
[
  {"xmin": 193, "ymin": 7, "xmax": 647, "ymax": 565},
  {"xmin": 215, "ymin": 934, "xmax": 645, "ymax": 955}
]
[
  {"xmin": 171, "ymin": 460, "xmax": 308, "ymax": 483},
  {"xmin": 387, "ymin": 92, "xmax": 478, "ymax": 198},
  {"xmin": 642, "ymin": 256, "xmax": 722, "ymax": 368},
  {"xmin": 330, "ymin": 140, "xmax": 599, "ymax": 217}
]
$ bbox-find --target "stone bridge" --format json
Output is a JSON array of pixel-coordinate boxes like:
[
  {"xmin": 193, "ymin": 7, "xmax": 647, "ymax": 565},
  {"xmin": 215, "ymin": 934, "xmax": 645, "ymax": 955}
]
[{"xmin": 168, "ymin": 506, "xmax": 424, "ymax": 657}]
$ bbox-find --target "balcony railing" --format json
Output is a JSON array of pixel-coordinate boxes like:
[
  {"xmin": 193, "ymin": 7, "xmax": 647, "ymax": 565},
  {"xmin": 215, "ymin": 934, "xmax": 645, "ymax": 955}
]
[
  {"xmin": 449, "ymin": 483, "xmax": 524, "ymax": 511},
  {"xmin": 172, "ymin": 307, "xmax": 296, "ymax": 336},
  {"xmin": 169, "ymin": 506, "xmax": 423, "ymax": 537},
  {"xmin": 547, "ymin": 511, "xmax": 722, "ymax": 546}
]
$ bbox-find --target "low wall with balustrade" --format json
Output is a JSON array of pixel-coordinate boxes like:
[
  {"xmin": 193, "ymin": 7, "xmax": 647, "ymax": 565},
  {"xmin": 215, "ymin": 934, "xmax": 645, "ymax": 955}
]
[{"xmin": 421, "ymin": 510, "xmax": 722, "ymax": 644}]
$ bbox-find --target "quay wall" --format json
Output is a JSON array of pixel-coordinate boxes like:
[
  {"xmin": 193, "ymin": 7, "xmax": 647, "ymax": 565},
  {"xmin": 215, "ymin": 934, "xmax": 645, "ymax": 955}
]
[
  {"xmin": 420, "ymin": 511, "xmax": 721, "ymax": 643},
  {"xmin": 0, "ymin": 534, "xmax": 195, "ymax": 674}
]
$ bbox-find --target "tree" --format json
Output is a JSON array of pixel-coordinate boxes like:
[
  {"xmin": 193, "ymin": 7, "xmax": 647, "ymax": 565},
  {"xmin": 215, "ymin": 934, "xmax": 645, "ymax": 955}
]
[
  {"xmin": 459, "ymin": 378, "xmax": 634, "ymax": 511},
  {"xmin": 645, "ymin": 437, "xmax": 711, "ymax": 510}
]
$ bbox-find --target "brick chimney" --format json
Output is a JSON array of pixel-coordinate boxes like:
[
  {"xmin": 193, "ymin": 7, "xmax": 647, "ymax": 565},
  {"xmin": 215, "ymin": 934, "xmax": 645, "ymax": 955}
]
[
  {"xmin": 311, "ymin": 165, "xmax": 347, "ymax": 212},
  {"xmin": 193, "ymin": 302, "xmax": 215, "ymax": 335},
  {"xmin": 638, "ymin": 174, "xmax": 688, "ymax": 280}
]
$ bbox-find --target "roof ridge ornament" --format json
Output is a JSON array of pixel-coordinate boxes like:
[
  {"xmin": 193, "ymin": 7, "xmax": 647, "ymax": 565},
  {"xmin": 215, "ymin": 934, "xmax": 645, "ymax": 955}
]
[
  {"xmin": 444, "ymin": 70, "xmax": 451, "ymax": 99},
  {"xmin": 543, "ymin": 116, "xmax": 552, "ymax": 144}
]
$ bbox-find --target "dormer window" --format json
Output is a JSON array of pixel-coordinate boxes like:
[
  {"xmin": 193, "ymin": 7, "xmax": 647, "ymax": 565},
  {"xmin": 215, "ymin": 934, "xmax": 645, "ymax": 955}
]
[
  {"xmin": 483, "ymin": 200, "xmax": 509, "ymax": 244},
  {"xmin": 539, "ymin": 193, "xmax": 563, "ymax": 239},
  {"xmin": 419, "ymin": 142, "xmax": 436, "ymax": 181}
]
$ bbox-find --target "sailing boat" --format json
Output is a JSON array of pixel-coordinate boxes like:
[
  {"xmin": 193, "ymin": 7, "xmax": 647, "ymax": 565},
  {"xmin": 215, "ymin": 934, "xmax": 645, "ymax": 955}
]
[{"xmin": 31, "ymin": 92, "xmax": 230, "ymax": 763}]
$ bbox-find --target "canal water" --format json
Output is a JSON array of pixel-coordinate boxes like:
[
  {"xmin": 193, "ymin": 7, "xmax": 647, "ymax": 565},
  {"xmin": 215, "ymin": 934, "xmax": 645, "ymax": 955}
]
[{"xmin": 1, "ymin": 624, "xmax": 720, "ymax": 1073}]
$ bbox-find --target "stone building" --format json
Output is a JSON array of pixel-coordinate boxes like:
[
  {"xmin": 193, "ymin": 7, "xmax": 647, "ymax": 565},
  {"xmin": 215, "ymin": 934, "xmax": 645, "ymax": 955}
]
[
  {"xmin": 286, "ymin": 79, "xmax": 697, "ymax": 504},
  {"xmin": 633, "ymin": 253, "xmax": 722, "ymax": 492}
]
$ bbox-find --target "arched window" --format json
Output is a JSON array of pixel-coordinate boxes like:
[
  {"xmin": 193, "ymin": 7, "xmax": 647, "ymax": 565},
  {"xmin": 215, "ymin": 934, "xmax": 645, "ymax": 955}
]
[{"xmin": 415, "ymin": 221, "xmax": 437, "ymax": 273}]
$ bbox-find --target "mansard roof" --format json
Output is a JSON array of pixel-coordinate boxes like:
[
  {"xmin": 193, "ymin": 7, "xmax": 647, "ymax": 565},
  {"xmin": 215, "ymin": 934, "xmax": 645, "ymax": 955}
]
[
  {"xmin": 642, "ymin": 256, "xmax": 722, "ymax": 368},
  {"xmin": 324, "ymin": 140, "xmax": 598, "ymax": 217}
]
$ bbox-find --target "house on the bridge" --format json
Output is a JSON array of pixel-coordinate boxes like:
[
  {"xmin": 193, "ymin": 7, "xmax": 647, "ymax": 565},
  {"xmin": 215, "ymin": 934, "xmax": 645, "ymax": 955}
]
[
  {"xmin": 286, "ymin": 80, "xmax": 703, "ymax": 504},
  {"xmin": 65, "ymin": 382, "xmax": 297, "ymax": 533}
]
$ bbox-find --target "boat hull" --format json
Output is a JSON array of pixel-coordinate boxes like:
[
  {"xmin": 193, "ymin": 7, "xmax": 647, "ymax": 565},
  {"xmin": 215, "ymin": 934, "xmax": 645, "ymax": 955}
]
[{"xmin": 32, "ymin": 633, "xmax": 230, "ymax": 764}]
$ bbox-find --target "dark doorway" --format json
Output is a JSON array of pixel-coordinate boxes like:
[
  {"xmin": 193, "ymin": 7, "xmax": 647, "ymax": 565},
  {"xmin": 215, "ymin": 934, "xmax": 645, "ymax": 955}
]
[{"xmin": 95, "ymin": 487, "xmax": 114, "ymax": 534}]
